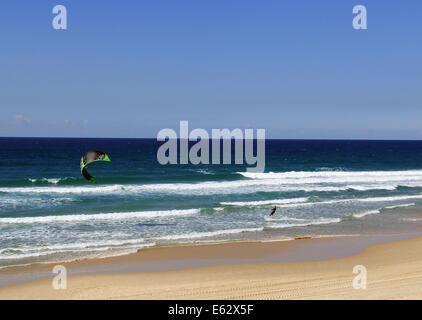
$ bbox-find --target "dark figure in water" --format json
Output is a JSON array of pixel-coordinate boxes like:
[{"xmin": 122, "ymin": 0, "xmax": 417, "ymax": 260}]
[{"xmin": 270, "ymin": 206, "xmax": 277, "ymax": 216}]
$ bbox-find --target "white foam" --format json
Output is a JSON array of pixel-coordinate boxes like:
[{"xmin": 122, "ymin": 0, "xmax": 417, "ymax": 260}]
[
  {"xmin": 357, "ymin": 195, "xmax": 422, "ymax": 202},
  {"xmin": 345, "ymin": 184, "xmax": 398, "ymax": 191},
  {"xmin": 0, "ymin": 241, "xmax": 156, "ymax": 260},
  {"xmin": 383, "ymin": 203, "xmax": 415, "ymax": 209},
  {"xmin": 353, "ymin": 210, "xmax": 380, "ymax": 218},
  {"xmin": 0, "ymin": 197, "xmax": 76, "ymax": 208},
  {"xmin": 221, "ymin": 197, "xmax": 309, "ymax": 206},
  {"xmin": 4, "ymin": 169, "xmax": 422, "ymax": 195},
  {"xmin": 45, "ymin": 178, "xmax": 60, "ymax": 184},
  {"xmin": 155, "ymin": 227, "xmax": 264, "ymax": 241},
  {"xmin": 196, "ymin": 169, "xmax": 214, "ymax": 175},
  {"xmin": 239, "ymin": 170, "xmax": 422, "ymax": 181},
  {"xmin": 27, "ymin": 177, "xmax": 73, "ymax": 184},
  {"xmin": 223, "ymin": 199, "xmax": 347, "ymax": 209},
  {"xmin": 265, "ymin": 216, "xmax": 309, "ymax": 222},
  {"xmin": 266, "ymin": 217, "xmax": 341, "ymax": 229},
  {"xmin": 0, "ymin": 183, "xmax": 399, "ymax": 195},
  {"xmin": 0, "ymin": 238, "xmax": 148, "ymax": 255},
  {"xmin": 0, "ymin": 209, "xmax": 200, "ymax": 224},
  {"xmin": 220, "ymin": 194, "xmax": 422, "ymax": 209},
  {"xmin": 0, "ymin": 185, "xmax": 127, "ymax": 195}
]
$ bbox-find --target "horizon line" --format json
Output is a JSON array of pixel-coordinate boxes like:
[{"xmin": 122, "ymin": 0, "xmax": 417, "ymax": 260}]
[{"xmin": 2, "ymin": 136, "xmax": 422, "ymax": 142}]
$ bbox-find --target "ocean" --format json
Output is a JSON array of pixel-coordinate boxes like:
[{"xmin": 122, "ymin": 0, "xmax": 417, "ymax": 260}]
[{"xmin": 1, "ymin": 138, "xmax": 422, "ymax": 268}]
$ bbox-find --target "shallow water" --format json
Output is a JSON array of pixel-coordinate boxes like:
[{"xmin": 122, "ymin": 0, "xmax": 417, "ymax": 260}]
[{"xmin": 1, "ymin": 138, "xmax": 422, "ymax": 267}]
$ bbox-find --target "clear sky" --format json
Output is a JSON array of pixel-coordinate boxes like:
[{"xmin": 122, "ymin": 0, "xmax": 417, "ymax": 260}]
[{"xmin": 0, "ymin": 0, "xmax": 421, "ymax": 139}]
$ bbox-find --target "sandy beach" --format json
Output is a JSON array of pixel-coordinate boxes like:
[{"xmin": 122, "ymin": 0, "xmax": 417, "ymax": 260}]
[
  {"xmin": 2, "ymin": 0, "xmax": 422, "ymax": 305},
  {"xmin": 1, "ymin": 233, "xmax": 422, "ymax": 300}
]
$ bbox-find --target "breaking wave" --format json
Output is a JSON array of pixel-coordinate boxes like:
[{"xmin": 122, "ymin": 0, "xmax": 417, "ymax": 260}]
[{"xmin": 0, "ymin": 209, "xmax": 200, "ymax": 224}]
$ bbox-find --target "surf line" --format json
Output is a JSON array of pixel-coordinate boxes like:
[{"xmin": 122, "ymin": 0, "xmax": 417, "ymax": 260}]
[{"xmin": 157, "ymin": 121, "xmax": 265, "ymax": 172}]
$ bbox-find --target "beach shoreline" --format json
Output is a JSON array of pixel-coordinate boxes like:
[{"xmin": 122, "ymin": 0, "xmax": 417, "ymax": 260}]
[{"xmin": 1, "ymin": 231, "xmax": 422, "ymax": 299}]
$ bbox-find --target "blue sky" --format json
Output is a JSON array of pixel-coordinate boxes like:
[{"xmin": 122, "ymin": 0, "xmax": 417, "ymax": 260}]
[{"xmin": 0, "ymin": 0, "xmax": 421, "ymax": 139}]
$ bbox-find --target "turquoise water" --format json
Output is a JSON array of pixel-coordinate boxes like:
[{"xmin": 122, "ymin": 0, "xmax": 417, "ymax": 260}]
[{"xmin": 1, "ymin": 138, "xmax": 422, "ymax": 267}]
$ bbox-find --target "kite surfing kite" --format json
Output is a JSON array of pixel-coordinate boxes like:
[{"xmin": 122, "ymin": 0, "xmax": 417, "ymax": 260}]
[{"xmin": 80, "ymin": 151, "xmax": 111, "ymax": 183}]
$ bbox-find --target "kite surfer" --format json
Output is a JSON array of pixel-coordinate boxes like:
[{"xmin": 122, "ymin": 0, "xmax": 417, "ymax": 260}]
[{"xmin": 80, "ymin": 151, "xmax": 111, "ymax": 183}]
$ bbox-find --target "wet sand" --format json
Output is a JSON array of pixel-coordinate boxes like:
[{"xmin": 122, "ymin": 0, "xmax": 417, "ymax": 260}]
[{"xmin": 1, "ymin": 232, "xmax": 422, "ymax": 299}]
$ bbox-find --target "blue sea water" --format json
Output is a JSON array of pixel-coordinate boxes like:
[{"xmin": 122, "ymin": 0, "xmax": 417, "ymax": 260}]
[{"xmin": 1, "ymin": 138, "xmax": 422, "ymax": 268}]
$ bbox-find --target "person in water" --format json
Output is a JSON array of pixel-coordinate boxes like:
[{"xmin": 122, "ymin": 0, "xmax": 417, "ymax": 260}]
[{"xmin": 270, "ymin": 206, "xmax": 277, "ymax": 216}]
